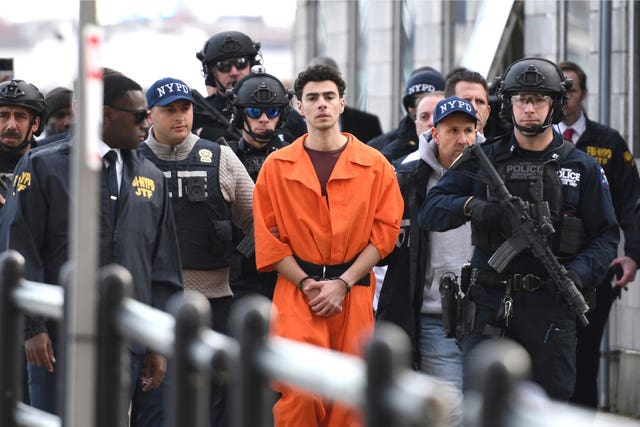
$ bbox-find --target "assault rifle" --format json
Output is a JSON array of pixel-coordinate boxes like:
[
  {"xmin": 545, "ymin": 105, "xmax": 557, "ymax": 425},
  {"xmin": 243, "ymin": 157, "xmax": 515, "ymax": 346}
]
[
  {"xmin": 451, "ymin": 144, "xmax": 590, "ymax": 326},
  {"xmin": 191, "ymin": 89, "xmax": 242, "ymax": 141}
]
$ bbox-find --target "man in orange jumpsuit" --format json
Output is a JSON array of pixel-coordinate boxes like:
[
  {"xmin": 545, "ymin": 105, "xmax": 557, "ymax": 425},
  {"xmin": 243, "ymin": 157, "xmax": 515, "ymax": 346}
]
[{"xmin": 253, "ymin": 64, "xmax": 404, "ymax": 427}]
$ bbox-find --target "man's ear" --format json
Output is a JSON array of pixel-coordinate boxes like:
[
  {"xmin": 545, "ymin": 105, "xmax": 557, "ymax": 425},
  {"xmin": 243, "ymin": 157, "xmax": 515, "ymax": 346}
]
[
  {"xmin": 431, "ymin": 126, "xmax": 439, "ymax": 144},
  {"xmin": 296, "ymin": 99, "xmax": 304, "ymax": 117},
  {"xmin": 103, "ymin": 105, "xmax": 112, "ymax": 124},
  {"xmin": 31, "ymin": 116, "xmax": 40, "ymax": 135}
]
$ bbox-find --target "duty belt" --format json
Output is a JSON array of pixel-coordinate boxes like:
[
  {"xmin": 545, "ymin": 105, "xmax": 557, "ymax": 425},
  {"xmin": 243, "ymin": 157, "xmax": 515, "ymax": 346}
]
[
  {"xmin": 294, "ymin": 256, "xmax": 370, "ymax": 286},
  {"xmin": 473, "ymin": 269, "xmax": 544, "ymax": 292}
]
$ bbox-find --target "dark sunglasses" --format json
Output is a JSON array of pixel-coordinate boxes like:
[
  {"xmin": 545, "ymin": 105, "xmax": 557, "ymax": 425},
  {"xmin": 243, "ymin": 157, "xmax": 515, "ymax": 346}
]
[
  {"xmin": 214, "ymin": 57, "xmax": 251, "ymax": 73},
  {"xmin": 245, "ymin": 107, "xmax": 281, "ymax": 120},
  {"xmin": 109, "ymin": 105, "xmax": 149, "ymax": 124}
]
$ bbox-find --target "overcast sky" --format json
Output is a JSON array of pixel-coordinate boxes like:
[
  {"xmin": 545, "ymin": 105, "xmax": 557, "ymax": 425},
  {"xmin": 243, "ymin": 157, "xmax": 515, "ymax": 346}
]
[
  {"xmin": 1, "ymin": 0, "xmax": 298, "ymax": 91},
  {"xmin": 3, "ymin": 0, "xmax": 296, "ymax": 27}
]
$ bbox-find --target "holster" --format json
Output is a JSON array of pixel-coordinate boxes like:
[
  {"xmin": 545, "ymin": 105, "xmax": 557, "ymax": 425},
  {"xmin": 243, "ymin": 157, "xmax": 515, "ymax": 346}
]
[{"xmin": 439, "ymin": 274, "xmax": 459, "ymax": 338}]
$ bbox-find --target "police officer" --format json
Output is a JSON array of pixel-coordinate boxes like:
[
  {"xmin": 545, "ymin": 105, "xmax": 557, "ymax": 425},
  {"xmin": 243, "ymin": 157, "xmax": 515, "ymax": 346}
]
[
  {"xmin": 139, "ymin": 76, "xmax": 254, "ymax": 427},
  {"xmin": 227, "ymin": 67, "xmax": 292, "ymax": 181},
  {"xmin": 223, "ymin": 67, "xmax": 292, "ymax": 300},
  {"xmin": 0, "ymin": 73, "xmax": 183, "ymax": 422},
  {"xmin": 0, "ymin": 79, "xmax": 45, "ymax": 205},
  {"xmin": 419, "ymin": 57, "xmax": 619, "ymax": 400},
  {"xmin": 368, "ymin": 69, "xmax": 446, "ymax": 163},
  {"xmin": 193, "ymin": 31, "xmax": 305, "ymax": 144}
]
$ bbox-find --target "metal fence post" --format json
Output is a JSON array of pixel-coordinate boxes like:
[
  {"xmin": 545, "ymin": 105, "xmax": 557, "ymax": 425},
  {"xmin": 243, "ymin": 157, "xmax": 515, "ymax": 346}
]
[
  {"xmin": 0, "ymin": 250, "xmax": 25, "ymax": 427},
  {"xmin": 97, "ymin": 265, "xmax": 132, "ymax": 427},
  {"xmin": 167, "ymin": 292, "xmax": 212, "ymax": 427},
  {"xmin": 365, "ymin": 323, "xmax": 411, "ymax": 427},
  {"xmin": 467, "ymin": 339, "xmax": 531, "ymax": 427},
  {"xmin": 229, "ymin": 295, "xmax": 272, "ymax": 427}
]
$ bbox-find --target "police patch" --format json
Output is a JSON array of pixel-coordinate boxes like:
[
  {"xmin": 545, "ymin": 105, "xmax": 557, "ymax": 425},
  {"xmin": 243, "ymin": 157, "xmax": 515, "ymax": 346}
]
[
  {"xmin": 599, "ymin": 166, "xmax": 610, "ymax": 189},
  {"xmin": 199, "ymin": 149, "xmax": 213, "ymax": 164},
  {"xmin": 557, "ymin": 168, "xmax": 581, "ymax": 187}
]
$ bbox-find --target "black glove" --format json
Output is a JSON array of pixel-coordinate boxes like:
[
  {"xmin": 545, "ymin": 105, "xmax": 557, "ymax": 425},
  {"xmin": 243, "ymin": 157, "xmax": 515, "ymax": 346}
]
[
  {"xmin": 466, "ymin": 197, "xmax": 503, "ymax": 224},
  {"xmin": 566, "ymin": 269, "xmax": 583, "ymax": 290},
  {"xmin": 566, "ymin": 269, "xmax": 595, "ymax": 312}
]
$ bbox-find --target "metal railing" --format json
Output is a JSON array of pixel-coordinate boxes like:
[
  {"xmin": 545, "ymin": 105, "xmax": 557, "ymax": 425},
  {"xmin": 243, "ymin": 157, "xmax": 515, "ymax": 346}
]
[{"xmin": 3, "ymin": 249, "xmax": 639, "ymax": 427}]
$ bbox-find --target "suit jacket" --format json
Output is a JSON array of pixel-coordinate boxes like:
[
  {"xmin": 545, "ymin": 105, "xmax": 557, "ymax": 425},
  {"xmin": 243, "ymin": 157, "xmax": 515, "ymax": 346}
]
[{"xmin": 340, "ymin": 106, "xmax": 383, "ymax": 143}]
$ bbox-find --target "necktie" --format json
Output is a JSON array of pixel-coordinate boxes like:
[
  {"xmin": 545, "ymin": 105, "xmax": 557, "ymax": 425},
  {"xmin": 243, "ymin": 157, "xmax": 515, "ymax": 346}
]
[
  {"xmin": 103, "ymin": 150, "xmax": 119, "ymax": 223},
  {"xmin": 563, "ymin": 127, "xmax": 575, "ymax": 143}
]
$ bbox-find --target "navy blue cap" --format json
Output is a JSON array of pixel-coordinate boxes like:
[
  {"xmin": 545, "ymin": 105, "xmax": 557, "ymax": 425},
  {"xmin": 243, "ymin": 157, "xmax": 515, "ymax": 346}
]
[
  {"xmin": 402, "ymin": 70, "xmax": 446, "ymax": 111},
  {"xmin": 433, "ymin": 96, "xmax": 477, "ymax": 126},
  {"xmin": 146, "ymin": 77, "xmax": 193, "ymax": 108}
]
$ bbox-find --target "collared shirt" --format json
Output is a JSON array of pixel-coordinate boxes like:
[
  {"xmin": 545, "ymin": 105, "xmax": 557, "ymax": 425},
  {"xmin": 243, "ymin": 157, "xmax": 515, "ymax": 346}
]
[
  {"xmin": 555, "ymin": 111, "xmax": 587, "ymax": 144},
  {"xmin": 98, "ymin": 140, "xmax": 122, "ymax": 189}
]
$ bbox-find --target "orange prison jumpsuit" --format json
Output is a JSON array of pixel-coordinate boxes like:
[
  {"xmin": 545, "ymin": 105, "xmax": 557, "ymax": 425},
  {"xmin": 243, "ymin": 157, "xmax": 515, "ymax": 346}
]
[{"xmin": 253, "ymin": 133, "xmax": 403, "ymax": 427}]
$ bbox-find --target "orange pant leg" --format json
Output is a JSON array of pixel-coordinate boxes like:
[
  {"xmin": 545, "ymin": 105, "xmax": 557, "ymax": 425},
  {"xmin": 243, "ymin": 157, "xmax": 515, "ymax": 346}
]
[
  {"xmin": 271, "ymin": 281, "xmax": 330, "ymax": 427},
  {"xmin": 322, "ymin": 284, "xmax": 374, "ymax": 427}
]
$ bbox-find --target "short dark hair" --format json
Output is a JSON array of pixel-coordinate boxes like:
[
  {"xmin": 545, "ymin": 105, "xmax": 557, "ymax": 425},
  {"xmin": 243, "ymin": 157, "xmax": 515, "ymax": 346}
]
[
  {"xmin": 103, "ymin": 73, "xmax": 142, "ymax": 106},
  {"xmin": 558, "ymin": 61, "xmax": 587, "ymax": 92},
  {"xmin": 294, "ymin": 65, "xmax": 346, "ymax": 99},
  {"xmin": 444, "ymin": 70, "xmax": 489, "ymax": 99}
]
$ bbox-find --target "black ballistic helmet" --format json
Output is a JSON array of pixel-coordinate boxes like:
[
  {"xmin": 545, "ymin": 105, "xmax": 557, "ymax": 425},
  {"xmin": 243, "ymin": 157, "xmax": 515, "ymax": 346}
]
[
  {"xmin": 228, "ymin": 66, "xmax": 292, "ymax": 130},
  {"xmin": 196, "ymin": 31, "xmax": 261, "ymax": 85},
  {"xmin": 0, "ymin": 79, "xmax": 46, "ymax": 136},
  {"xmin": 496, "ymin": 57, "xmax": 572, "ymax": 135}
]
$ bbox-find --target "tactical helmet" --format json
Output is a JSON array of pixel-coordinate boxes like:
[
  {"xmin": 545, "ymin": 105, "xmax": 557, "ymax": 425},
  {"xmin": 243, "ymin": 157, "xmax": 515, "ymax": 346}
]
[
  {"xmin": 496, "ymin": 57, "xmax": 572, "ymax": 129},
  {"xmin": 196, "ymin": 31, "xmax": 261, "ymax": 85},
  {"xmin": 402, "ymin": 70, "xmax": 445, "ymax": 112},
  {"xmin": 228, "ymin": 66, "xmax": 292, "ymax": 130},
  {"xmin": 0, "ymin": 79, "xmax": 46, "ymax": 136}
]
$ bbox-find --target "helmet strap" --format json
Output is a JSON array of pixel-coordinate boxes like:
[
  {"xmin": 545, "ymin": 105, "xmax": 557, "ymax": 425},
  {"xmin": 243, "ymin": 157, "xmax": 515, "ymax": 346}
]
[
  {"xmin": 0, "ymin": 134, "xmax": 32, "ymax": 153},
  {"xmin": 511, "ymin": 106, "xmax": 554, "ymax": 137},
  {"xmin": 241, "ymin": 115, "xmax": 274, "ymax": 144}
]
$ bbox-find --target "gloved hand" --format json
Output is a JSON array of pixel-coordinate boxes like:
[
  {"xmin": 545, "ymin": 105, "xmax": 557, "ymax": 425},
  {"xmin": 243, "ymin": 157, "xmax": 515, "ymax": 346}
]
[
  {"xmin": 465, "ymin": 197, "xmax": 503, "ymax": 224},
  {"xmin": 566, "ymin": 269, "xmax": 583, "ymax": 290},
  {"xmin": 566, "ymin": 269, "xmax": 595, "ymax": 311}
]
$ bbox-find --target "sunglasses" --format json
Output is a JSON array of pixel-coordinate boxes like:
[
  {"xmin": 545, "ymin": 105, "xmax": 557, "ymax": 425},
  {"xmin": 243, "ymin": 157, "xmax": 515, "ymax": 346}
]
[
  {"xmin": 214, "ymin": 57, "xmax": 251, "ymax": 73},
  {"xmin": 245, "ymin": 107, "xmax": 281, "ymax": 120},
  {"xmin": 109, "ymin": 105, "xmax": 149, "ymax": 124}
]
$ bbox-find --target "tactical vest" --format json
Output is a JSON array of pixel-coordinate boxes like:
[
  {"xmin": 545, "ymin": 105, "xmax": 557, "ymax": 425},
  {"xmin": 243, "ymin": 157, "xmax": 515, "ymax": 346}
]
[
  {"xmin": 229, "ymin": 137, "xmax": 282, "ymax": 182},
  {"xmin": 139, "ymin": 140, "xmax": 233, "ymax": 270},
  {"xmin": 472, "ymin": 139, "xmax": 585, "ymax": 257}
]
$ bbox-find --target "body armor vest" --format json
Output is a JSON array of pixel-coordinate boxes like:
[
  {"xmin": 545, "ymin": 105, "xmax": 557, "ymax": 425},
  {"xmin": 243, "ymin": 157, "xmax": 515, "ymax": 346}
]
[
  {"xmin": 472, "ymin": 140, "xmax": 584, "ymax": 257},
  {"xmin": 139, "ymin": 140, "xmax": 233, "ymax": 270}
]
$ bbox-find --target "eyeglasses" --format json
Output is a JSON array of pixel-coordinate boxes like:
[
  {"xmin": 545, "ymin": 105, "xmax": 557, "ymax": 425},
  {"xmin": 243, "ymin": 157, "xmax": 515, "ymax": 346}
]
[
  {"xmin": 214, "ymin": 57, "xmax": 251, "ymax": 73},
  {"xmin": 109, "ymin": 105, "xmax": 149, "ymax": 124},
  {"xmin": 510, "ymin": 94, "xmax": 553, "ymax": 109},
  {"xmin": 245, "ymin": 107, "xmax": 281, "ymax": 120}
]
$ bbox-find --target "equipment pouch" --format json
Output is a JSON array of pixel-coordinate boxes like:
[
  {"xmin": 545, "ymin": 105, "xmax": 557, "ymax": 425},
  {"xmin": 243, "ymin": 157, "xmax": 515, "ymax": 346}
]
[
  {"xmin": 460, "ymin": 263, "xmax": 471, "ymax": 294},
  {"xmin": 558, "ymin": 215, "xmax": 585, "ymax": 255},
  {"xmin": 461, "ymin": 297, "xmax": 476, "ymax": 338}
]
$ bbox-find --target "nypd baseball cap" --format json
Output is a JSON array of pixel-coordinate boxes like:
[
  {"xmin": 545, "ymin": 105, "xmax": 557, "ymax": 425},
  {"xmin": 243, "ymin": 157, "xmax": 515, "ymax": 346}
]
[
  {"xmin": 433, "ymin": 96, "xmax": 477, "ymax": 127},
  {"xmin": 146, "ymin": 77, "xmax": 193, "ymax": 108}
]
